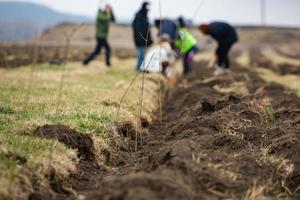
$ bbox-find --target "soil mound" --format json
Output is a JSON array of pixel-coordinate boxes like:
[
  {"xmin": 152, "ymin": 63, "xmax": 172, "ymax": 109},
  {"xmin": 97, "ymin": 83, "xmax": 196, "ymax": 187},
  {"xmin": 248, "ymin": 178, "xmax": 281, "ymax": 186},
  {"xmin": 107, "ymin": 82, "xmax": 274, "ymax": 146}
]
[{"xmin": 36, "ymin": 124, "xmax": 95, "ymax": 161}]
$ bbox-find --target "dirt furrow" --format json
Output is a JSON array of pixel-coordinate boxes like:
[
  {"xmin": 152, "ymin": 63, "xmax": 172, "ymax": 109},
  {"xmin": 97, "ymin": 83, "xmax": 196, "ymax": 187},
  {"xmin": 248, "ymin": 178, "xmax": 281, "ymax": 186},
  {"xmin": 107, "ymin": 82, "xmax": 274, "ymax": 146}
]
[
  {"xmin": 37, "ymin": 61, "xmax": 300, "ymax": 200},
  {"xmin": 62, "ymin": 62, "xmax": 298, "ymax": 200}
]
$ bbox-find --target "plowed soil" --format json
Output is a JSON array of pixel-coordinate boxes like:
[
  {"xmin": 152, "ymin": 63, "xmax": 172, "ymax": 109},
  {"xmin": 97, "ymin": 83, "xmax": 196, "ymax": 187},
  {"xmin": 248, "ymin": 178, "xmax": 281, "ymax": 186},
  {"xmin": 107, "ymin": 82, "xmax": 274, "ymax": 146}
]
[
  {"xmin": 46, "ymin": 61, "xmax": 298, "ymax": 200},
  {"xmin": 31, "ymin": 62, "xmax": 300, "ymax": 199}
]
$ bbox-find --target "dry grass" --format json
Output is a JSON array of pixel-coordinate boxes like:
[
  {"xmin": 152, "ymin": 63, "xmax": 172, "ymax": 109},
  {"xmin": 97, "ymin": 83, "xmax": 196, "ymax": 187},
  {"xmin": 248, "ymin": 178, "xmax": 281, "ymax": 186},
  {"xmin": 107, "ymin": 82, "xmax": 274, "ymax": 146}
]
[{"xmin": 243, "ymin": 182, "xmax": 269, "ymax": 200}]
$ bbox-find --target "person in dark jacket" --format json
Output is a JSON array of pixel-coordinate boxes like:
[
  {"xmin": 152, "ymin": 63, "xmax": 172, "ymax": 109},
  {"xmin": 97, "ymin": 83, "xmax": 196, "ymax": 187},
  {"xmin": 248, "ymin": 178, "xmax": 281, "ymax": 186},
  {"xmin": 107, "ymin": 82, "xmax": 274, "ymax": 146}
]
[
  {"xmin": 154, "ymin": 18, "xmax": 178, "ymax": 47},
  {"xmin": 132, "ymin": 2, "xmax": 153, "ymax": 71},
  {"xmin": 83, "ymin": 4, "xmax": 115, "ymax": 67},
  {"xmin": 198, "ymin": 22, "xmax": 238, "ymax": 75}
]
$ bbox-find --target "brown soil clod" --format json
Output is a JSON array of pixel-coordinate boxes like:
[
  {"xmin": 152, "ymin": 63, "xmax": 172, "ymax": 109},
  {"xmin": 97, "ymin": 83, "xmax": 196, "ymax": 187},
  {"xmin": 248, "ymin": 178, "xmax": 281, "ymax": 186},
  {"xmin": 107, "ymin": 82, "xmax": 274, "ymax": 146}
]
[
  {"xmin": 116, "ymin": 119, "xmax": 141, "ymax": 141},
  {"xmin": 208, "ymin": 134, "xmax": 248, "ymax": 151},
  {"xmin": 36, "ymin": 124, "xmax": 95, "ymax": 161},
  {"xmin": 239, "ymin": 110, "xmax": 262, "ymax": 124},
  {"xmin": 202, "ymin": 100, "xmax": 216, "ymax": 112},
  {"xmin": 228, "ymin": 95, "xmax": 241, "ymax": 104},
  {"xmin": 46, "ymin": 168, "xmax": 74, "ymax": 195},
  {"xmin": 140, "ymin": 116, "xmax": 150, "ymax": 128}
]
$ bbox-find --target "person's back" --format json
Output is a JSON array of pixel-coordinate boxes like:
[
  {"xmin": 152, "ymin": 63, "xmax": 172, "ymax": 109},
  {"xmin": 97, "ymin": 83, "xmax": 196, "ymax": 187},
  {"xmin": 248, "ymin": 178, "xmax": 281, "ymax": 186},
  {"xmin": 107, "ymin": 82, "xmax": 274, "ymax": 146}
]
[
  {"xmin": 142, "ymin": 40, "xmax": 177, "ymax": 86},
  {"xmin": 132, "ymin": 2, "xmax": 153, "ymax": 71},
  {"xmin": 198, "ymin": 21, "xmax": 238, "ymax": 75},
  {"xmin": 155, "ymin": 19, "xmax": 178, "ymax": 41},
  {"xmin": 209, "ymin": 22, "xmax": 238, "ymax": 44},
  {"xmin": 132, "ymin": 2, "xmax": 153, "ymax": 47},
  {"xmin": 176, "ymin": 27, "xmax": 197, "ymax": 54},
  {"xmin": 141, "ymin": 41, "xmax": 175, "ymax": 73}
]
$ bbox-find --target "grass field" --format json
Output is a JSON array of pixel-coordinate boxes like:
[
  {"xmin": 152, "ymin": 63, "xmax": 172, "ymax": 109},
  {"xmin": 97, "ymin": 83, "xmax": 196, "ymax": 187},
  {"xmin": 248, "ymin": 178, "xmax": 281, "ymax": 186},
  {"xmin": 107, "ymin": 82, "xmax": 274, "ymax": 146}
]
[{"xmin": 0, "ymin": 57, "xmax": 163, "ymax": 199}]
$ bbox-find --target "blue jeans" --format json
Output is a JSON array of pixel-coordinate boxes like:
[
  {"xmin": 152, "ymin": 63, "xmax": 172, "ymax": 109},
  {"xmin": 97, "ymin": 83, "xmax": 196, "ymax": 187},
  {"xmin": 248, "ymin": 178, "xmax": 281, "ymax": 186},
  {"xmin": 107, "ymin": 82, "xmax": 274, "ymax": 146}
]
[{"xmin": 136, "ymin": 47, "xmax": 145, "ymax": 71}]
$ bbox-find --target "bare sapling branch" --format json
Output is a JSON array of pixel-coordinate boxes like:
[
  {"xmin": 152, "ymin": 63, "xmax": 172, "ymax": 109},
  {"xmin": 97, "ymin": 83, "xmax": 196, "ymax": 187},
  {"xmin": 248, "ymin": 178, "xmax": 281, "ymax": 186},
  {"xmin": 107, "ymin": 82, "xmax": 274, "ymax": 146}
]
[{"xmin": 56, "ymin": 23, "xmax": 84, "ymax": 111}]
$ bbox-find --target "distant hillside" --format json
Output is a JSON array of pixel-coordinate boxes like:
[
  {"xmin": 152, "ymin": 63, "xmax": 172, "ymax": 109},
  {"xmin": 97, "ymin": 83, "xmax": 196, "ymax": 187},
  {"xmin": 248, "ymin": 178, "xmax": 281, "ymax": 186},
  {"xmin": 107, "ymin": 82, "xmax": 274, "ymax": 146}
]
[{"xmin": 0, "ymin": 1, "xmax": 93, "ymax": 42}]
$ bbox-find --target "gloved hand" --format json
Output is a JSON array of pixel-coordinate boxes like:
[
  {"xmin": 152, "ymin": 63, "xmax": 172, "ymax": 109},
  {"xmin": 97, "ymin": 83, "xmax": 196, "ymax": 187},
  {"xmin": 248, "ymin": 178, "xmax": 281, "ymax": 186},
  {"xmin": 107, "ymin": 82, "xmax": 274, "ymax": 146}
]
[{"xmin": 166, "ymin": 77, "xmax": 177, "ymax": 86}]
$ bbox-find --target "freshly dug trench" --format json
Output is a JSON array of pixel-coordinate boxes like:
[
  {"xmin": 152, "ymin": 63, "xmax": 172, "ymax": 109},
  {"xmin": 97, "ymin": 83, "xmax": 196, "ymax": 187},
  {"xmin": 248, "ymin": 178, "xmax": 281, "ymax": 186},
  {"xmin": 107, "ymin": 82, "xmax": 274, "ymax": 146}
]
[
  {"xmin": 82, "ymin": 61, "xmax": 300, "ymax": 200},
  {"xmin": 30, "ymin": 60, "xmax": 299, "ymax": 200}
]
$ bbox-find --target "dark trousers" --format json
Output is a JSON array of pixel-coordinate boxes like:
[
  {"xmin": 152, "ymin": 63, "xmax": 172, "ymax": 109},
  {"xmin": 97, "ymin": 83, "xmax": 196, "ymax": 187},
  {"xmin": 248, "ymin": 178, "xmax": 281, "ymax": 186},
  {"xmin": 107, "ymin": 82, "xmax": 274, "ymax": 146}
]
[
  {"xmin": 216, "ymin": 42, "xmax": 234, "ymax": 69},
  {"xmin": 84, "ymin": 37, "xmax": 111, "ymax": 66},
  {"xmin": 183, "ymin": 46, "xmax": 198, "ymax": 75}
]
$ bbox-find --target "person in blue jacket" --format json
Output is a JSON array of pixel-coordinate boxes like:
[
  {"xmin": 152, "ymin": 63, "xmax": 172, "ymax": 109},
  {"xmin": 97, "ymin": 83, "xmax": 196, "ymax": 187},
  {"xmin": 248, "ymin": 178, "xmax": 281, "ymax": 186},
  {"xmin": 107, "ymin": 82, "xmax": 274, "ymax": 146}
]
[
  {"xmin": 199, "ymin": 22, "xmax": 238, "ymax": 75},
  {"xmin": 132, "ymin": 2, "xmax": 153, "ymax": 71},
  {"xmin": 154, "ymin": 18, "xmax": 178, "ymax": 48}
]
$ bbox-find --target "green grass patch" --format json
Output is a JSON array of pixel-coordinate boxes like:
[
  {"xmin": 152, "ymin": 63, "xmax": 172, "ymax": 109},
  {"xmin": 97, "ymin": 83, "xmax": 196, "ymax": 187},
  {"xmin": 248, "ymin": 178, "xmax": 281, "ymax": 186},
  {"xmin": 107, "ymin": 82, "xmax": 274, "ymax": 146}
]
[{"xmin": 0, "ymin": 59, "xmax": 159, "ymax": 198}]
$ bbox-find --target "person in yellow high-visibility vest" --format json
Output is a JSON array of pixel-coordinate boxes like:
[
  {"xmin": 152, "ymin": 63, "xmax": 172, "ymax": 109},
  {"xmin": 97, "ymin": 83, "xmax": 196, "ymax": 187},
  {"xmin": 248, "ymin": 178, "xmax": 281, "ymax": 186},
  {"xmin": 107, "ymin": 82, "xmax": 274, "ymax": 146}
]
[{"xmin": 175, "ymin": 17, "xmax": 198, "ymax": 75}]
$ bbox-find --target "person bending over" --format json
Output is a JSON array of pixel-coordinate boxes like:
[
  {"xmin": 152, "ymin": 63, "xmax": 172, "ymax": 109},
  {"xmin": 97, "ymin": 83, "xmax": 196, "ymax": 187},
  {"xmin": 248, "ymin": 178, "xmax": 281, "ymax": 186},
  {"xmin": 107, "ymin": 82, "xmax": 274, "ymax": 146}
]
[
  {"xmin": 198, "ymin": 21, "xmax": 238, "ymax": 76},
  {"xmin": 154, "ymin": 18, "xmax": 178, "ymax": 49}
]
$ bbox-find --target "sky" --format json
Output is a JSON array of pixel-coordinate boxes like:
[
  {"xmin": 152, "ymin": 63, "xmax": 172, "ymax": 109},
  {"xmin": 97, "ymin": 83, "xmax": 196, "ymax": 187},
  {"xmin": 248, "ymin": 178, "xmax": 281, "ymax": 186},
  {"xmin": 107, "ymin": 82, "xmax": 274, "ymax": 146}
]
[{"xmin": 3, "ymin": 0, "xmax": 300, "ymax": 27}]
